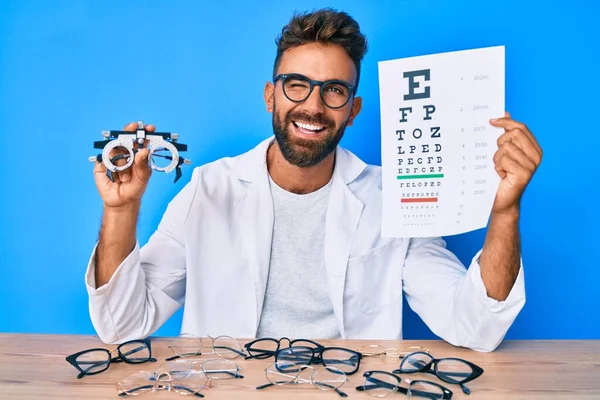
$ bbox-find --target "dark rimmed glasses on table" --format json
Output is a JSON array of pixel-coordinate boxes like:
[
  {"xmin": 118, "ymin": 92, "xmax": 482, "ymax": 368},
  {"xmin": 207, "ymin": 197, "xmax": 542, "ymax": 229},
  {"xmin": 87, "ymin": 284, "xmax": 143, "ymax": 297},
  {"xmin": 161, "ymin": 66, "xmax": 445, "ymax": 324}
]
[
  {"xmin": 244, "ymin": 337, "xmax": 362, "ymax": 375},
  {"xmin": 392, "ymin": 352, "xmax": 484, "ymax": 395},
  {"xmin": 357, "ymin": 370, "xmax": 453, "ymax": 399},
  {"xmin": 66, "ymin": 338, "xmax": 156, "ymax": 379}
]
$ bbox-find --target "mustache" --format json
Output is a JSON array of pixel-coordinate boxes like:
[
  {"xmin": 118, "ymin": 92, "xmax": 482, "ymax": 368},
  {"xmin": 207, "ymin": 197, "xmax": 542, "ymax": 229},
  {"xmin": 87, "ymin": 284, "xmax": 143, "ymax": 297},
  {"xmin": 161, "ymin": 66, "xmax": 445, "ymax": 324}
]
[{"xmin": 286, "ymin": 111, "xmax": 335, "ymax": 129}]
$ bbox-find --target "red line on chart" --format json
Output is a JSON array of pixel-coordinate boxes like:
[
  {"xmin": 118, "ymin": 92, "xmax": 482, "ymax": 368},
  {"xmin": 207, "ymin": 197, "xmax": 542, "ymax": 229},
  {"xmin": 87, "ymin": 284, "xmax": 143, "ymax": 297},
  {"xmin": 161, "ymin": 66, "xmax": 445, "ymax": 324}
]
[{"xmin": 401, "ymin": 198, "xmax": 438, "ymax": 203}]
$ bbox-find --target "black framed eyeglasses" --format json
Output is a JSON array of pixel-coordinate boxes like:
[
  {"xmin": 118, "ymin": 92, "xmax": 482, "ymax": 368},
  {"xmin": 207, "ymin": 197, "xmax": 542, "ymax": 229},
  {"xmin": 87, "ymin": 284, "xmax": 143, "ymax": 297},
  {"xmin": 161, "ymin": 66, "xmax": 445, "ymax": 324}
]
[
  {"xmin": 244, "ymin": 337, "xmax": 362, "ymax": 375},
  {"xmin": 356, "ymin": 370, "xmax": 453, "ymax": 399},
  {"xmin": 243, "ymin": 336, "xmax": 294, "ymax": 359},
  {"xmin": 273, "ymin": 73, "xmax": 356, "ymax": 109},
  {"xmin": 65, "ymin": 338, "xmax": 156, "ymax": 379},
  {"xmin": 392, "ymin": 352, "xmax": 484, "ymax": 395}
]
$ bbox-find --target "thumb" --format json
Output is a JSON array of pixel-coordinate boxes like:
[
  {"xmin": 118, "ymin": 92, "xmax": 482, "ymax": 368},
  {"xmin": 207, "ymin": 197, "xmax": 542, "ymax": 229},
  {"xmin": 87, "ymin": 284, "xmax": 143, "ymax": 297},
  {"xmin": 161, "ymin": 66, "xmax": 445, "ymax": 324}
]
[{"xmin": 134, "ymin": 148, "xmax": 152, "ymax": 180}]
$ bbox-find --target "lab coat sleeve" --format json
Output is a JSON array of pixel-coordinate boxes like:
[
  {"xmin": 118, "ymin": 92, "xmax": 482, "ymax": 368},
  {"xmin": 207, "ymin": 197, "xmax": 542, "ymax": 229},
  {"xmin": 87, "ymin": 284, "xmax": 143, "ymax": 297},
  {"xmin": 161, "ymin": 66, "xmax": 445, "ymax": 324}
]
[
  {"xmin": 402, "ymin": 237, "xmax": 525, "ymax": 352},
  {"xmin": 84, "ymin": 168, "xmax": 200, "ymax": 344}
]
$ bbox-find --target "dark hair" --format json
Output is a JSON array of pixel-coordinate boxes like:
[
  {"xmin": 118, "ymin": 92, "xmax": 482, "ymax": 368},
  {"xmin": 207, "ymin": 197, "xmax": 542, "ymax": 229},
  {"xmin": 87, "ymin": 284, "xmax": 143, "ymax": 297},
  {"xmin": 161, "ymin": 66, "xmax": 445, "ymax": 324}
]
[{"xmin": 273, "ymin": 8, "xmax": 368, "ymax": 92}]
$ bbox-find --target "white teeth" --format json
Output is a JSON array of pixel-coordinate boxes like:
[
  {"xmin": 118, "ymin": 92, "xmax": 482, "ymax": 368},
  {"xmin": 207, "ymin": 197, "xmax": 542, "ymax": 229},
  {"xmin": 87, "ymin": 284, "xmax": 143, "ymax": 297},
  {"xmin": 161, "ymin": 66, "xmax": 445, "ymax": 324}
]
[{"xmin": 295, "ymin": 121, "xmax": 324, "ymax": 131}]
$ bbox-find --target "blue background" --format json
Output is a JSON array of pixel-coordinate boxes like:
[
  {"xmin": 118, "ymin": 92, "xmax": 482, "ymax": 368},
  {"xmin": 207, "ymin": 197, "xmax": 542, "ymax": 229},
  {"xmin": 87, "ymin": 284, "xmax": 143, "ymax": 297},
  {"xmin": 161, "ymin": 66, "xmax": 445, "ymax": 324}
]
[{"xmin": 1, "ymin": 0, "xmax": 598, "ymax": 340}]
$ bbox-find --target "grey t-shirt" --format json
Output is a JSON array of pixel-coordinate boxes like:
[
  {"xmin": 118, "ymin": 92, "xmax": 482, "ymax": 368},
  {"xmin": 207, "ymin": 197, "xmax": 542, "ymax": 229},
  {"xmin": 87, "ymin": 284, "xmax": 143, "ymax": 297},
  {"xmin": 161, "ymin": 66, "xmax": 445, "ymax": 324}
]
[{"xmin": 256, "ymin": 175, "xmax": 340, "ymax": 339}]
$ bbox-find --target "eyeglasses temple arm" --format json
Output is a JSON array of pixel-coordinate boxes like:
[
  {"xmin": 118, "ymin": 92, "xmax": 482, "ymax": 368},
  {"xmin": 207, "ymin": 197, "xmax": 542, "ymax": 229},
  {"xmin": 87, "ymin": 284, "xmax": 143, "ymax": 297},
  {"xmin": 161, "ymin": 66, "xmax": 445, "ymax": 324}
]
[
  {"xmin": 315, "ymin": 382, "xmax": 348, "ymax": 397},
  {"xmin": 256, "ymin": 382, "xmax": 275, "ymax": 390},
  {"xmin": 165, "ymin": 352, "xmax": 201, "ymax": 361}
]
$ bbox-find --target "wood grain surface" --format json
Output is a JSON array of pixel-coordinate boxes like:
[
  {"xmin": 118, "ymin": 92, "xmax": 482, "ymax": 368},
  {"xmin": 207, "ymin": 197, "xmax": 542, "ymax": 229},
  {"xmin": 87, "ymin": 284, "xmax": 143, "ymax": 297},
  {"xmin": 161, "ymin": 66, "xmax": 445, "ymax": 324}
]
[{"xmin": 0, "ymin": 334, "xmax": 598, "ymax": 399}]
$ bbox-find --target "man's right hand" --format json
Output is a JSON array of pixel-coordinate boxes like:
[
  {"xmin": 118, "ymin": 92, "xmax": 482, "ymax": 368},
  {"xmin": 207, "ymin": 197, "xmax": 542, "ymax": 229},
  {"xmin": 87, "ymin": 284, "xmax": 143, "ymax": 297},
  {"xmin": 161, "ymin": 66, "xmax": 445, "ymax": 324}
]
[{"xmin": 93, "ymin": 122, "xmax": 155, "ymax": 208}]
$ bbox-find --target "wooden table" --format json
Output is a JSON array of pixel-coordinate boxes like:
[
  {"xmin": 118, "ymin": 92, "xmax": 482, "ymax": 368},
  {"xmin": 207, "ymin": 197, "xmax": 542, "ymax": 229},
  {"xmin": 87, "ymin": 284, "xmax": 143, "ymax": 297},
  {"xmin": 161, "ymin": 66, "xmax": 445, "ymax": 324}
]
[{"xmin": 0, "ymin": 334, "xmax": 598, "ymax": 399}]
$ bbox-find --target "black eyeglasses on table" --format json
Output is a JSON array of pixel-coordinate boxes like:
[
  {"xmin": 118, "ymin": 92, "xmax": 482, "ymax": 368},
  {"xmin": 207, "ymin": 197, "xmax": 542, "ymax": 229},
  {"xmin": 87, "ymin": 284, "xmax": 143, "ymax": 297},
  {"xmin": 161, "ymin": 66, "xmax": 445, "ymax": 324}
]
[
  {"xmin": 356, "ymin": 370, "xmax": 453, "ymax": 399},
  {"xmin": 392, "ymin": 351, "xmax": 484, "ymax": 395},
  {"xmin": 244, "ymin": 337, "xmax": 362, "ymax": 375},
  {"xmin": 65, "ymin": 338, "xmax": 156, "ymax": 379}
]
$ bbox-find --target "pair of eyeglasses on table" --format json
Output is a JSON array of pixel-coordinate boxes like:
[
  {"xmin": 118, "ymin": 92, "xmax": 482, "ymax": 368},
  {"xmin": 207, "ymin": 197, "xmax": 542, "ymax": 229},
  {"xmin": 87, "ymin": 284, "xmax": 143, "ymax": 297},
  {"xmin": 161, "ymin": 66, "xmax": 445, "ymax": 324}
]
[
  {"xmin": 65, "ymin": 334, "xmax": 247, "ymax": 377},
  {"xmin": 244, "ymin": 337, "xmax": 363, "ymax": 375},
  {"xmin": 65, "ymin": 338, "xmax": 156, "ymax": 379},
  {"xmin": 356, "ymin": 351, "xmax": 485, "ymax": 398},
  {"xmin": 166, "ymin": 333, "xmax": 247, "ymax": 361},
  {"xmin": 116, "ymin": 358, "xmax": 245, "ymax": 397},
  {"xmin": 65, "ymin": 336, "xmax": 246, "ymax": 397},
  {"xmin": 257, "ymin": 360, "xmax": 350, "ymax": 397}
]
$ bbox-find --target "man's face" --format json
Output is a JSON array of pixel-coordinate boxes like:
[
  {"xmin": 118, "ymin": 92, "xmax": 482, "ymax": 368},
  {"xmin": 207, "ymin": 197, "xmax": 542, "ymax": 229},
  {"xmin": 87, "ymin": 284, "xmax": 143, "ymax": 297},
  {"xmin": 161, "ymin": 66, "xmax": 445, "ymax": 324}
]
[{"xmin": 265, "ymin": 42, "xmax": 362, "ymax": 167}]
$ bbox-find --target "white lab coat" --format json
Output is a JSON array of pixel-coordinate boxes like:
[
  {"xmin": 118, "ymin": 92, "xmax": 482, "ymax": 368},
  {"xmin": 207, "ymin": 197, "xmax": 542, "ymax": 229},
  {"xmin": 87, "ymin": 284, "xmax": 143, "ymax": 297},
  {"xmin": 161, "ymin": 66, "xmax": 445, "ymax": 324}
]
[{"xmin": 85, "ymin": 137, "xmax": 525, "ymax": 352}]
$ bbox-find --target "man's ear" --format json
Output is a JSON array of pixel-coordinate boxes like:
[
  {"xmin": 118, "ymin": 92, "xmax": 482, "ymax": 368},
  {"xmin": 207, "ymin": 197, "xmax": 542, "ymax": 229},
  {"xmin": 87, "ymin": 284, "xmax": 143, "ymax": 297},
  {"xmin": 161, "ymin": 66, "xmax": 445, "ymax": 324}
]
[
  {"xmin": 264, "ymin": 82, "xmax": 275, "ymax": 112},
  {"xmin": 346, "ymin": 96, "xmax": 362, "ymax": 126}
]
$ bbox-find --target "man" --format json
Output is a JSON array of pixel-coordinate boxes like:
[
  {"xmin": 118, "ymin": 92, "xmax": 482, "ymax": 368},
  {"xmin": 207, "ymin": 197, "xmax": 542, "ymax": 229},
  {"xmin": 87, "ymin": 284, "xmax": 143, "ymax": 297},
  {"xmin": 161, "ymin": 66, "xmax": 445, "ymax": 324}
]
[{"xmin": 87, "ymin": 8, "xmax": 542, "ymax": 352}]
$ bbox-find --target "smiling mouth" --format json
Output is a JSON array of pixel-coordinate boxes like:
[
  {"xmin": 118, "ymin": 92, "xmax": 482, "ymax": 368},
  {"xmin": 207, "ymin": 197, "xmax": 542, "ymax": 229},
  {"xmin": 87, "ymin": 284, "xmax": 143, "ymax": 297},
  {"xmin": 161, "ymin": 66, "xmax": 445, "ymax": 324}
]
[{"xmin": 292, "ymin": 120, "xmax": 327, "ymax": 135}]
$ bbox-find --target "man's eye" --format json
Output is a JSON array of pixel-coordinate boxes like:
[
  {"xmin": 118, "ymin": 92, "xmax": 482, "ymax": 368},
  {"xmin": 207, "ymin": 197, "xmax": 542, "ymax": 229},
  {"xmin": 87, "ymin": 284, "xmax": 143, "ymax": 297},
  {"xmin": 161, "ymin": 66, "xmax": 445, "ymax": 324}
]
[
  {"xmin": 325, "ymin": 85, "xmax": 346, "ymax": 95},
  {"xmin": 288, "ymin": 81, "xmax": 309, "ymax": 88}
]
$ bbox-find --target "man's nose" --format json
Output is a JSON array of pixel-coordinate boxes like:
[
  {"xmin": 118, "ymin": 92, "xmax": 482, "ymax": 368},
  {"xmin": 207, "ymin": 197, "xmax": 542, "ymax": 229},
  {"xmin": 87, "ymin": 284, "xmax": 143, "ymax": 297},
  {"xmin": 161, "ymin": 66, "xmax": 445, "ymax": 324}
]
[{"xmin": 300, "ymin": 85, "xmax": 326, "ymax": 114}]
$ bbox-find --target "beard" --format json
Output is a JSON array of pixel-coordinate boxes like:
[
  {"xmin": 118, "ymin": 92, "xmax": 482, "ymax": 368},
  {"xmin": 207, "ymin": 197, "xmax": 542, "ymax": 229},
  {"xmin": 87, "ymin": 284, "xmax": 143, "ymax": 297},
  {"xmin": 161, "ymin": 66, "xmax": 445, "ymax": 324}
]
[{"xmin": 272, "ymin": 102, "xmax": 349, "ymax": 168}]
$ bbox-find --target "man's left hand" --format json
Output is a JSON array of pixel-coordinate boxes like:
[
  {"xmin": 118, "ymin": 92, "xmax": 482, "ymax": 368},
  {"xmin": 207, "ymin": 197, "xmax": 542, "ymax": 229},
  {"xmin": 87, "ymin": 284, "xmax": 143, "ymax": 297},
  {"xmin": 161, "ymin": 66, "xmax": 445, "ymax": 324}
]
[{"xmin": 489, "ymin": 112, "xmax": 543, "ymax": 214}]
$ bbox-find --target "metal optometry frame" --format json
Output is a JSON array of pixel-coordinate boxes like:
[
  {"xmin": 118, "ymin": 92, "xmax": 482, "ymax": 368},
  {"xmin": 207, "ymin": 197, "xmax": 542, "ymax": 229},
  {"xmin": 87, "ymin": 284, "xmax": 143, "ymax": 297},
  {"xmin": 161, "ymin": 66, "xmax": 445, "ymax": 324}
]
[{"xmin": 89, "ymin": 120, "xmax": 191, "ymax": 183}]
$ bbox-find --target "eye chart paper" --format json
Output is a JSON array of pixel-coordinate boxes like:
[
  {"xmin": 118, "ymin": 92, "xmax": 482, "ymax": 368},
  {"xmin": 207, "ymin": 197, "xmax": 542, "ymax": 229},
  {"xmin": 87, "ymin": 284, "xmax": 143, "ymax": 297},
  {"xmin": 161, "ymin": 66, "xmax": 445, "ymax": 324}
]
[{"xmin": 379, "ymin": 46, "xmax": 504, "ymax": 238}]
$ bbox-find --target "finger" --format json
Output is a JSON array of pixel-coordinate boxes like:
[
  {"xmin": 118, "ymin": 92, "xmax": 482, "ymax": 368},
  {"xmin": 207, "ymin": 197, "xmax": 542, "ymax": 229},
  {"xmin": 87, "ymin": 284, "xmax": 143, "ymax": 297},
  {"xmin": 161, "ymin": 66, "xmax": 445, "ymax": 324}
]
[
  {"xmin": 145, "ymin": 124, "xmax": 156, "ymax": 132},
  {"xmin": 489, "ymin": 117, "xmax": 542, "ymax": 155},
  {"xmin": 108, "ymin": 147, "xmax": 133, "ymax": 168},
  {"xmin": 497, "ymin": 129, "xmax": 542, "ymax": 165},
  {"xmin": 123, "ymin": 122, "xmax": 139, "ymax": 131},
  {"xmin": 490, "ymin": 117, "xmax": 542, "ymax": 152},
  {"xmin": 505, "ymin": 111, "xmax": 511, "ymax": 119},
  {"xmin": 497, "ymin": 128, "xmax": 542, "ymax": 164},
  {"xmin": 498, "ymin": 151, "xmax": 529, "ymax": 186},
  {"xmin": 93, "ymin": 159, "xmax": 122, "ymax": 185},
  {"xmin": 490, "ymin": 116, "xmax": 527, "ymax": 131},
  {"xmin": 133, "ymin": 148, "xmax": 152, "ymax": 182},
  {"xmin": 494, "ymin": 157, "xmax": 507, "ymax": 179},
  {"xmin": 135, "ymin": 147, "xmax": 150, "ymax": 163},
  {"xmin": 498, "ymin": 141, "xmax": 538, "ymax": 173},
  {"xmin": 495, "ymin": 166, "xmax": 506, "ymax": 179},
  {"xmin": 493, "ymin": 148, "xmax": 507, "ymax": 179},
  {"xmin": 119, "ymin": 167, "xmax": 132, "ymax": 183},
  {"xmin": 93, "ymin": 157, "xmax": 106, "ymax": 174}
]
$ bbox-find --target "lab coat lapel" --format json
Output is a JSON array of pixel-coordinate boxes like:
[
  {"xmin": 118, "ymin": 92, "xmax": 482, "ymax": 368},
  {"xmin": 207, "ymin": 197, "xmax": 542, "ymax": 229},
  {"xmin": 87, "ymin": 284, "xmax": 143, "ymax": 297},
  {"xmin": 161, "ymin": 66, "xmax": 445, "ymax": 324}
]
[
  {"xmin": 324, "ymin": 148, "xmax": 366, "ymax": 338},
  {"xmin": 233, "ymin": 138, "xmax": 274, "ymax": 332}
]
